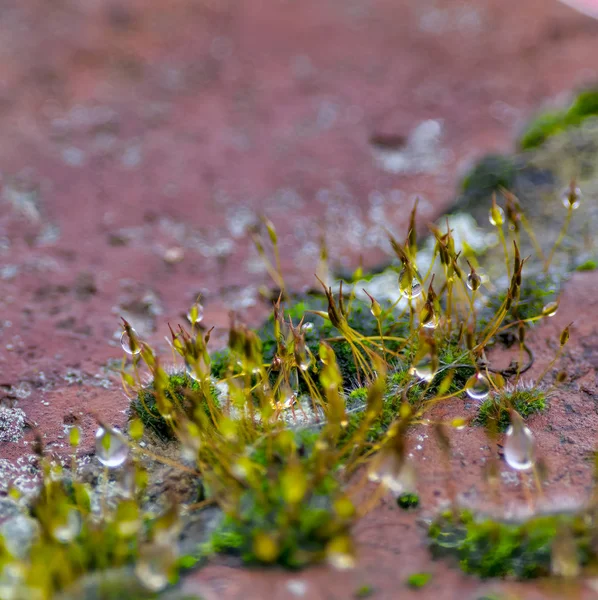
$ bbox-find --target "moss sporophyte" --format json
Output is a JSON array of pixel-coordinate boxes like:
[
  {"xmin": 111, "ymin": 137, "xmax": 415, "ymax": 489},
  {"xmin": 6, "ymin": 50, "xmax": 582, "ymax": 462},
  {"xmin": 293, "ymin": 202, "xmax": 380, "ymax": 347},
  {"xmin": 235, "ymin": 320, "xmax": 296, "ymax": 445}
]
[{"xmin": 0, "ymin": 177, "xmax": 586, "ymax": 598}]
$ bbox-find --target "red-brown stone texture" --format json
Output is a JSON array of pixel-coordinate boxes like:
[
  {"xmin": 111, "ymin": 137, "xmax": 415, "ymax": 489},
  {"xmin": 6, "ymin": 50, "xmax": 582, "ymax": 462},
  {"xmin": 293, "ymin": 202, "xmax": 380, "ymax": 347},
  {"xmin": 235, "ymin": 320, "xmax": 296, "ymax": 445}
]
[{"xmin": 2, "ymin": 0, "xmax": 598, "ymax": 597}]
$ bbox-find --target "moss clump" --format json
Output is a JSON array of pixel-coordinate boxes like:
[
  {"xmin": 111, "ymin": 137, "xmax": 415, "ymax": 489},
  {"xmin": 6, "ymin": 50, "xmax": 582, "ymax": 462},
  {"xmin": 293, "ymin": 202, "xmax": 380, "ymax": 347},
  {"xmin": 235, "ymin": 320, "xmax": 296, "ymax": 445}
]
[
  {"xmin": 354, "ymin": 584, "xmax": 374, "ymax": 598},
  {"xmin": 203, "ymin": 431, "xmax": 354, "ymax": 568},
  {"xmin": 397, "ymin": 493, "xmax": 419, "ymax": 510},
  {"xmin": 406, "ymin": 572, "xmax": 431, "ymax": 588},
  {"xmin": 461, "ymin": 154, "xmax": 516, "ymax": 201},
  {"xmin": 576, "ymin": 259, "xmax": 598, "ymax": 272},
  {"xmin": 519, "ymin": 88, "xmax": 598, "ymax": 150},
  {"xmin": 429, "ymin": 509, "xmax": 595, "ymax": 579},
  {"xmin": 474, "ymin": 385, "xmax": 547, "ymax": 432},
  {"xmin": 134, "ymin": 371, "xmax": 218, "ymax": 439}
]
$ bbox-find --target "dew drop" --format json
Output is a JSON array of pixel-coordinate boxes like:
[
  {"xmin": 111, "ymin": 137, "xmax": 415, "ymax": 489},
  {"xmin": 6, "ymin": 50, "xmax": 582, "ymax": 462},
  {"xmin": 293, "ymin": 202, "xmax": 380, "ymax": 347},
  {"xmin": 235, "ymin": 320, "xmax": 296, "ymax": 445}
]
[
  {"xmin": 561, "ymin": 185, "xmax": 582, "ymax": 210},
  {"xmin": 52, "ymin": 509, "xmax": 81, "ymax": 543},
  {"xmin": 301, "ymin": 322, "xmax": 314, "ymax": 333},
  {"xmin": 466, "ymin": 373, "xmax": 490, "ymax": 401},
  {"xmin": 409, "ymin": 357, "xmax": 436, "ymax": 383},
  {"xmin": 120, "ymin": 328, "xmax": 141, "ymax": 355},
  {"xmin": 398, "ymin": 268, "xmax": 423, "ymax": 300},
  {"xmin": 489, "ymin": 205, "xmax": 505, "ymax": 226},
  {"xmin": 504, "ymin": 421, "xmax": 535, "ymax": 471},
  {"xmin": 541, "ymin": 301, "xmax": 558, "ymax": 317},
  {"xmin": 420, "ymin": 305, "xmax": 438, "ymax": 329},
  {"xmin": 466, "ymin": 271, "xmax": 482, "ymax": 292},
  {"xmin": 368, "ymin": 453, "xmax": 417, "ymax": 497},
  {"xmin": 95, "ymin": 427, "xmax": 129, "ymax": 468},
  {"xmin": 289, "ymin": 368, "xmax": 299, "ymax": 392},
  {"xmin": 187, "ymin": 302, "xmax": 204, "ymax": 325},
  {"xmin": 135, "ymin": 544, "xmax": 176, "ymax": 592},
  {"xmin": 299, "ymin": 355, "xmax": 312, "ymax": 371}
]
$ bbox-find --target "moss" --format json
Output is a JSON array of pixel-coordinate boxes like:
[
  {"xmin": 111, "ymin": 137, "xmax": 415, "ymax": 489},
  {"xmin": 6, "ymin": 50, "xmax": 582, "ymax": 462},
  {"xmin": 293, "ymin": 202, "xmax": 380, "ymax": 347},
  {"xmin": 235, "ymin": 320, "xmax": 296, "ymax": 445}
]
[
  {"xmin": 354, "ymin": 584, "xmax": 374, "ymax": 598},
  {"xmin": 474, "ymin": 386, "xmax": 547, "ymax": 432},
  {"xmin": 576, "ymin": 259, "xmax": 598, "ymax": 272},
  {"xmin": 406, "ymin": 572, "xmax": 431, "ymax": 588},
  {"xmin": 397, "ymin": 493, "xmax": 419, "ymax": 510},
  {"xmin": 519, "ymin": 88, "xmax": 598, "ymax": 150},
  {"xmin": 204, "ymin": 431, "xmax": 353, "ymax": 568},
  {"xmin": 428, "ymin": 509, "xmax": 595, "ymax": 579},
  {"xmin": 461, "ymin": 154, "xmax": 516, "ymax": 201},
  {"xmin": 134, "ymin": 371, "xmax": 218, "ymax": 439}
]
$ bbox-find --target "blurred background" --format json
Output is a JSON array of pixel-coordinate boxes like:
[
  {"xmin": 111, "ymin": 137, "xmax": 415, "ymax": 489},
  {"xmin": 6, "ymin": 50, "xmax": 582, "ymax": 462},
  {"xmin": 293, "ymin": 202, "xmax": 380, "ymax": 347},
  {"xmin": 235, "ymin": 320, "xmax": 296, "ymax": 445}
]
[{"xmin": 1, "ymin": 0, "xmax": 598, "ymax": 378}]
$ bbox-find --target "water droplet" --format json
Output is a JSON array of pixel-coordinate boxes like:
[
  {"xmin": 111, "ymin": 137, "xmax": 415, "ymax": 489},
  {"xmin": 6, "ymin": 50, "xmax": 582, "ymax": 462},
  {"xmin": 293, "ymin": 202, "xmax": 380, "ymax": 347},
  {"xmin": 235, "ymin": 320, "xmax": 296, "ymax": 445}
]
[
  {"xmin": 289, "ymin": 368, "xmax": 299, "ymax": 392},
  {"xmin": 299, "ymin": 355, "xmax": 312, "ymax": 371},
  {"xmin": 541, "ymin": 301, "xmax": 558, "ymax": 317},
  {"xmin": 420, "ymin": 305, "xmax": 438, "ymax": 329},
  {"xmin": 561, "ymin": 185, "xmax": 581, "ymax": 210},
  {"xmin": 135, "ymin": 544, "xmax": 176, "ymax": 592},
  {"xmin": 466, "ymin": 373, "xmax": 490, "ymax": 401},
  {"xmin": 504, "ymin": 421, "xmax": 535, "ymax": 471},
  {"xmin": 368, "ymin": 453, "xmax": 416, "ymax": 497},
  {"xmin": 279, "ymin": 384, "xmax": 296, "ymax": 409},
  {"xmin": 187, "ymin": 302, "xmax": 204, "ymax": 324},
  {"xmin": 0, "ymin": 564, "xmax": 25, "ymax": 600},
  {"xmin": 489, "ymin": 205, "xmax": 505, "ymax": 226},
  {"xmin": 52, "ymin": 509, "xmax": 81, "ymax": 543},
  {"xmin": 120, "ymin": 328, "xmax": 141, "ymax": 355},
  {"xmin": 301, "ymin": 322, "xmax": 314, "ymax": 333},
  {"xmin": 398, "ymin": 268, "xmax": 423, "ymax": 299},
  {"xmin": 466, "ymin": 271, "xmax": 482, "ymax": 291},
  {"xmin": 409, "ymin": 357, "xmax": 436, "ymax": 382},
  {"xmin": 95, "ymin": 427, "xmax": 129, "ymax": 468}
]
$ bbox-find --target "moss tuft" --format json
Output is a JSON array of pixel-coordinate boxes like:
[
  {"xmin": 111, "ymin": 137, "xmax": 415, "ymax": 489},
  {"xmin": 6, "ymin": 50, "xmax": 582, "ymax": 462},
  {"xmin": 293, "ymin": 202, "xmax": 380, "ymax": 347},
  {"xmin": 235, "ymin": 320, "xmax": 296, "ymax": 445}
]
[
  {"xmin": 406, "ymin": 572, "xmax": 431, "ymax": 588},
  {"xmin": 474, "ymin": 385, "xmax": 546, "ymax": 432},
  {"xmin": 428, "ymin": 509, "xmax": 595, "ymax": 579}
]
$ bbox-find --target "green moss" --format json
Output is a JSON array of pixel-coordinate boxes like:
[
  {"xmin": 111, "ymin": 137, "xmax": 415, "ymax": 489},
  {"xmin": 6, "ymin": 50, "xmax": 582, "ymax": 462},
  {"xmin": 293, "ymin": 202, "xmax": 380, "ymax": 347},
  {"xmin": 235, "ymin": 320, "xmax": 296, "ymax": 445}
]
[
  {"xmin": 355, "ymin": 584, "xmax": 374, "ymax": 598},
  {"xmin": 204, "ymin": 431, "xmax": 353, "ymax": 568},
  {"xmin": 406, "ymin": 572, "xmax": 431, "ymax": 588},
  {"xmin": 429, "ymin": 509, "xmax": 595, "ymax": 579},
  {"xmin": 397, "ymin": 493, "xmax": 420, "ymax": 510},
  {"xmin": 134, "ymin": 371, "xmax": 218, "ymax": 439},
  {"xmin": 576, "ymin": 259, "xmax": 598, "ymax": 272},
  {"xmin": 461, "ymin": 154, "xmax": 516, "ymax": 200},
  {"xmin": 474, "ymin": 386, "xmax": 547, "ymax": 432},
  {"xmin": 519, "ymin": 88, "xmax": 598, "ymax": 150}
]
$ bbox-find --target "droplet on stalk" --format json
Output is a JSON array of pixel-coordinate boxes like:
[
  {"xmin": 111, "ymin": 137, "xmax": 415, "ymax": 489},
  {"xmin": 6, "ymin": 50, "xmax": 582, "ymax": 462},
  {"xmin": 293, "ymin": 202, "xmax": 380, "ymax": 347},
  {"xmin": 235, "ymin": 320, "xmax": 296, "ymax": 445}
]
[
  {"xmin": 561, "ymin": 184, "xmax": 581, "ymax": 210},
  {"xmin": 120, "ymin": 328, "xmax": 141, "ymax": 355},
  {"xmin": 489, "ymin": 204, "xmax": 505, "ymax": 226},
  {"xmin": 95, "ymin": 427, "xmax": 129, "ymax": 468},
  {"xmin": 541, "ymin": 301, "xmax": 558, "ymax": 317},
  {"xmin": 504, "ymin": 415, "xmax": 535, "ymax": 471},
  {"xmin": 187, "ymin": 302, "xmax": 205, "ymax": 325},
  {"xmin": 409, "ymin": 356, "xmax": 436, "ymax": 383},
  {"xmin": 135, "ymin": 543, "xmax": 177, "ymax": 592},
  {"xmin": 368, "ymin": 452, "xmax": 417, "ymax": 497},
  {"xmin": 466, "ymin": 268, "xmax": 482, "ymax": 292},
  {"xmin": 398, "ymin": 268, "xmax": 423, "ymax": 300},
  {"xmin": 52, "ymin": 508, "xmax": 81, "ymax": 543},
  {"xmin": 466, "ymin": 373, "xmax": 490, "ymax": 401},
  {"xmin": 420, "ymin": 304, "xmax": 438, "ymax": 330}
]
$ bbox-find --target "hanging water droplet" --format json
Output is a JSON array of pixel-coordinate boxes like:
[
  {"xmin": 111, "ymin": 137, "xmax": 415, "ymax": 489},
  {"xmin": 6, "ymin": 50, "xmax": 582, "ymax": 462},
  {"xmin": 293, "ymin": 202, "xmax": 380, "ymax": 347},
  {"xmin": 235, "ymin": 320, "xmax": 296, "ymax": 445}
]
[
  {"xmin": 466, "ymin": 271, "xmax": 482, "ymax": 292},
  {"xmin": 504, "ymin": 421, "xmax": 535, "ymax": 471},
  {"xmin": 561, "ymin": 185, "xmax": 582, "ymax": 210},
  {"xmin": 368, "ymin": 453, "xmax": 416, "ymax": 497},
  {"xmin": 541, "ymin": 301, "xmax": 558, "ymax": 317},
  {"xmin": 0, "ymin": 563, "xmax": 25, "ymax": 600},
  {"xmin": 289, "ymin": 368, "xmax": 299, "ymax": 393},
  {"xmin": 187, "ymin": 302, "xmax": 204, "ymax": 325},
  {"xmin": 279, "ymin": 384, "xmax": 296, "ymax": 409},
  {"xmin": 120, "ymin": 328, "xmax": 141, "ymax": 355},
  {"xmin": 135, "ymin": 544, "xmax": 176, "ymax": 592},
  {"xmin": 52, "ymin": 508, "xmax": 81, "ymax": 543},
  {"xmin": 301, "ymin": 322, "xmax": 314, "ymax": 333},
  {"xmin": 409, "ymin": 357, "xmax": 436, "ymax": 383},
  {"xmin": 95, "ymin": 427, "xmax": 129, "ymax": 468},
  {"xmin": 489, "ymin": 205, "xmax": 505, "ymax": 226},
  {"xmin": 420, "ymin": 304, "xmax": 438, "ymax": 329},
  {"xmin": 398, "ymin": 268, "xmax": 423, "ymax": 300},
  {"xmin": 299, "ymin": 354, "xmax": 312, "ymax": 371},
  {"xmin": 466, "ymin": 373, "xmax": 490, "ymax": 401}
]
